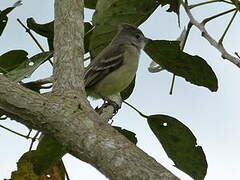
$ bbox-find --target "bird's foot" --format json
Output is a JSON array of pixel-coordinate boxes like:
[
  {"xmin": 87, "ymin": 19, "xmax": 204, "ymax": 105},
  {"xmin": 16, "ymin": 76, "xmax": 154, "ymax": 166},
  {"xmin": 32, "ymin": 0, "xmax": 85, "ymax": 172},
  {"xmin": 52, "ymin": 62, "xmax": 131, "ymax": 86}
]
[{"xmin": 102, "ymin": 97, "xmax": 120, "ymax": 115}]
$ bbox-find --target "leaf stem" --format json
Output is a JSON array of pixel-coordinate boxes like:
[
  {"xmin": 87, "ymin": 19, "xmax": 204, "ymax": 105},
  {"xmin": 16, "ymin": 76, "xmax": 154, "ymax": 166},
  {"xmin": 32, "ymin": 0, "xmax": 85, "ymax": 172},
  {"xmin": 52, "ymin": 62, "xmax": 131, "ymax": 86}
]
[
  {"xmin": 218, "ymin": 10, "xmax": 238, "ymax": 44},
  {"xmin": 17, "ymin": 18, "xmax": 53, "ymax": 66},
  {"xmin": 0, "ymin": 124, "xmax": 30, "ymax": 139},
  {"xmin": 84, "ymin": 56, "xmax": 91, "ymax": 61},
  {"xmin": 189, "ymin": 0, "xmax": 233, "ymax": 9},
  {"xmin": 202, "ymin": 8, "xmax": 236, "ymax": 25},
  {"xmin": 29, "ymin": 131, "xmax": 40, "ymax": 151},
  {"xmin": 84, "ymin": 25, "xmax": 95, "ymax": 37},
  {"xmin": 169, "ymin": 75, "xmax": 176, "ymax": 95},
  {"xmin": 123, "ymin": 101, "xmax": 148, "ymax": 118},
  {"xmin": 27, "ymin": 129, "xmax": 32, "ymax": 137},
  {"xmin": 169, "ymin": 22, "xmax": 192, "ymax": 95}
]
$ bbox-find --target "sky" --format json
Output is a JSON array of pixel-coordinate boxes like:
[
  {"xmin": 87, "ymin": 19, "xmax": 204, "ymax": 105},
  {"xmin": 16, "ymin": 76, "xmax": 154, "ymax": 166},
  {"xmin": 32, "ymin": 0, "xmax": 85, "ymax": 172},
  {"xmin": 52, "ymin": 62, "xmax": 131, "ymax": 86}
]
[{"xmin": 1, "ymin": 0, "xmax": 240, "ymax": 180}]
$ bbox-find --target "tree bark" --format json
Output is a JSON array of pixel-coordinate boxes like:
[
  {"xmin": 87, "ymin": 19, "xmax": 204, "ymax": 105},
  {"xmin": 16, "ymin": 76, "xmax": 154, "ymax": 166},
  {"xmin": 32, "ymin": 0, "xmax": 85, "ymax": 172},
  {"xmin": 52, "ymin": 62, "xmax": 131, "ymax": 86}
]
[{"xmin": 0, "ymin": 0, "xmax": 180, "ymax": 179}]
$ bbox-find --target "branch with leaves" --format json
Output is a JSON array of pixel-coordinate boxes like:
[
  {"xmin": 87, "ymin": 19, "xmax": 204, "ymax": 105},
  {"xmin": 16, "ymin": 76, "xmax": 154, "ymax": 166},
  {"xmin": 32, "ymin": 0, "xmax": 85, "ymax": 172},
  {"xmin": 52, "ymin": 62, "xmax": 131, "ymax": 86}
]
[
  {"xmin": 5, "ymin": 0, "xmax": 240, "ymax": 179},
  {"xmin": 181, "ymin": 0, "xmax": 240, "ymax": 68}
]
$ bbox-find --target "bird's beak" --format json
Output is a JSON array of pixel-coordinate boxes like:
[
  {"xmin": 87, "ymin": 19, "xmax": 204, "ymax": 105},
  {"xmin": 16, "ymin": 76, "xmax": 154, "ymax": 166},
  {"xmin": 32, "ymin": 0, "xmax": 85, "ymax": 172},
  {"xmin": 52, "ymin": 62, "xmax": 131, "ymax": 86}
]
[{"xmin": 144, "ymin": 37, "xmax": 152, "ymax": 44}]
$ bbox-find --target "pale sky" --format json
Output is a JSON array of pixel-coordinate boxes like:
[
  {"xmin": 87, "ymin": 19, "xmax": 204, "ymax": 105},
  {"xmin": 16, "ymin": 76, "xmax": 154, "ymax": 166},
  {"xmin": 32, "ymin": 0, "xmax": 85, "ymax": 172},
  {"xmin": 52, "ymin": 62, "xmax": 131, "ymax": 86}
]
[{"xmin": 1, "ymin": 1, "xmax": 240, "ymax": 180}]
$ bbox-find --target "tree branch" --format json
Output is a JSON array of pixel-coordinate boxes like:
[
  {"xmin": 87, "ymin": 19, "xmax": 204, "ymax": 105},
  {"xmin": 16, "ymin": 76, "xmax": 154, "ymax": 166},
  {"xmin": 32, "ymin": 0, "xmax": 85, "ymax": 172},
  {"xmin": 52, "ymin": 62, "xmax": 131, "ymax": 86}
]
[
  {"xmin": 0, "ymin": 0, "xmax": 181, "ymax": 178},
  {"xmin": 181, "ymin": 0, "xmax": 240, "ymax": 68},
  {"xmin": 53, "ymin": 0, "xmax": 85, "ymax": 97},
  {"xmin": 0, "ymin": 75, "xmax": 179, "ymax": 180}
]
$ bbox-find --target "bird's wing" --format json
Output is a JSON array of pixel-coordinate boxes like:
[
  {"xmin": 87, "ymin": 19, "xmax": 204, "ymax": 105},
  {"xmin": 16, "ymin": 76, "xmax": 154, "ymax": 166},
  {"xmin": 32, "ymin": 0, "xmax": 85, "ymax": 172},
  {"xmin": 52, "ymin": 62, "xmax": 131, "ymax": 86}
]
[{"xmin": 84, "ymin": 44, "xmax": 125, "ymax": 88}]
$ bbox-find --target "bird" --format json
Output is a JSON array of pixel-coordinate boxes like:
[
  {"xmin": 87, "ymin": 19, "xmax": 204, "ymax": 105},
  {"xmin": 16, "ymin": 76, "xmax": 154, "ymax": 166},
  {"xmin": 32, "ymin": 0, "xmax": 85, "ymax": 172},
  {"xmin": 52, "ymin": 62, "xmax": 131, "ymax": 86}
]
[{"xmin": 84, "ymin": 24, "xmax": 151, "ymax": 100}]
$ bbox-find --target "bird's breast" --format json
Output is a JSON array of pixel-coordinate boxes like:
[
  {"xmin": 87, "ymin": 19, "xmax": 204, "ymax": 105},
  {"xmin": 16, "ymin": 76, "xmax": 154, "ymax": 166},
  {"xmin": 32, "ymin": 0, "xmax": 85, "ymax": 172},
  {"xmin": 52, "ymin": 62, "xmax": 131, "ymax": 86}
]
[{"xmin": 94, "ymin": 45, "xmax": 140, "ymax": 97}]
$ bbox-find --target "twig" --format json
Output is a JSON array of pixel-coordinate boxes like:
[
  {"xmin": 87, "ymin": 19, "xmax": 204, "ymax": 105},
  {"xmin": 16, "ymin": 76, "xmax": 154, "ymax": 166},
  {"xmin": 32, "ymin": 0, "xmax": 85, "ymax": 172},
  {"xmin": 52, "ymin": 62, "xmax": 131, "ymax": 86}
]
[
  {"xmin": 181, "ymin": 0, "xmax": 240, "ymax": 68},
  {"xmin": 169, "ymin": 75, "xmax": 176, "ymax": 95},
  {"xmin": 17, "ymin": 18, "xmax": 53, "ymax": 66},
  {"xmin": 123, "ymin": 101, "xmax": 148, "ymax": 118},
  {"xmin": 17, "ymin": 19, "xmax": 45, "ymax": 52},
  {"xmin": 0, "ymin": 124, "xmax": 30, "ymax": 139},
  {"xmin": 27, "ymin": 129, "xmax": 32, "ymax": 137},
  {"xmin": 169, "ymin": 22, "xmax": 192, "ymax": 95},
  {"xmin": 218, "ymin": 10, "xmax": 238, "ymax": 44},
  {"xmin": 84, "ymin": 25, "xmax": 95, "ymax": 37},
  {"xmin": 202, "ymin": 8, "xmax": 236, "ymax": 25},
  {"xmin": 189, "ymin": 0, "xmax": 233, "ymax": 9},
  {"xmin": 84, "ymin": 56, "xmax": 91, "ymax": 61},
  {"xmin": 29, "ymin": 131, "xmax": 40, "ymax": 151}
]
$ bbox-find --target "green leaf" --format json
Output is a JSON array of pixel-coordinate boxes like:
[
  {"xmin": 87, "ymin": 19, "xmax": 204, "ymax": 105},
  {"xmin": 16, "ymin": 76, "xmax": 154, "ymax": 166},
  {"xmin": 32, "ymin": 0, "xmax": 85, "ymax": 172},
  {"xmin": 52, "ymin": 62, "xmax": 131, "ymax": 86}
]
[
  {"xmin": 21, "ymin": 82, "xmax": 42, "ymax": 93},
  {"xmin": 11, "ymin": 151, "xmax": 65, "ymax": 179},
  {"xmin": 85, "ymin": 0, "xmax": 98, "ymax": 9},
  {"xmin": 32, "ymin": 135, "xmax": 66, "ymax": 175},
  {"xmin": 27, "ymin": 19, "xmax": 93, "ymax": 53},
  {"xmin": 147, "ymin": 114, "xmax": 207, "ymax": 180},
  {"xmin": 0, "ymin": 13, "xmax": 8, "ymax": 36},
  {"xmin": 11, "ymin": 151, "xmax": 42, "ymax": 180},
  {"xmin": 0, "ymin": 50, "xmax": 28, "ymax": 73},
  {"xmin": 0, "ymin": 1, "xmax": 22, "ymax": 36},
  {"xmin": 27, "ymin": 18, "xmax": 54, "ymax": 39},
  {"xmin": 27, "ymin": 18, "xmax": 54, "ymax": 51},
  {"xmin": 159, "ymin": 0, "xmax": 180, "ymax": 15},
  {"xmin": 90, "ymin": 0, "xmax": 160, "ymax": 58},
  {"xmin": 120, "ymin": 75, "xmax": 136, "ymax": 100},
  {"xmin": 144, "ymin": 40, "xmax": 218, "ymax": 92},
  {"xmin": 84, "ymin": 22, "xmax": 94, "ymax": 53},
  {"xmin": 6, "ymin": 51, "xmax": 53, "ymax": 82},
  {"xmin": 113, "ymin": 126, "xmax": 137, "ymax": 144}
]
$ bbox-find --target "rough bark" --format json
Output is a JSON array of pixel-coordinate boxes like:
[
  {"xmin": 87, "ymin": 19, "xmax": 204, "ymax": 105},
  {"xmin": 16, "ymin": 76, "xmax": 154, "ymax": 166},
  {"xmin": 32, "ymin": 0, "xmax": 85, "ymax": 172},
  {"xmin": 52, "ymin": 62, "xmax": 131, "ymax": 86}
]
[
  {"xmin": 0, "ymin": 0, "xmax": 180, "ymax": 179},
  {"xmin": 53, "ymin": 0, "xmax": 85, "ymax": 97},
  {"xmin": 0, "ymin": 75, "xmax": 179, "ymax": 180}
]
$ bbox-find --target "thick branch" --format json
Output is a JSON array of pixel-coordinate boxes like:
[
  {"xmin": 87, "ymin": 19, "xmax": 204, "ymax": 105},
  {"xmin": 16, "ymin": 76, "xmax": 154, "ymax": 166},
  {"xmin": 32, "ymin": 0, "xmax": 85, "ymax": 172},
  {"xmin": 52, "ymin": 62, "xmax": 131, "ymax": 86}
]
[
  {"xmin": 53, "ymin": 0, "xmax": 85, "ymax": 96},
  {"xmin": 0, "ymin": 75, "xmax": 179, "ymax": 180},
  {"xmin": 0, "ymin": 0, "xmax": 180, "ymax": 178},
  {"xmin": 181, "ymin": 0, "xmax": 240, "ymax": 68}
]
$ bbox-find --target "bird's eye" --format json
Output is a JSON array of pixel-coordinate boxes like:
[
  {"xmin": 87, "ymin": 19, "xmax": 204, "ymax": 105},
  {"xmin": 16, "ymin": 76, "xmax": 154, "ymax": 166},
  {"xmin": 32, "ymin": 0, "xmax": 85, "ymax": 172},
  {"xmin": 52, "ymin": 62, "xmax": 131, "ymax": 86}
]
[{"xmin": 135, "ymin": 34, "xmax": 141, "ymax": 39}]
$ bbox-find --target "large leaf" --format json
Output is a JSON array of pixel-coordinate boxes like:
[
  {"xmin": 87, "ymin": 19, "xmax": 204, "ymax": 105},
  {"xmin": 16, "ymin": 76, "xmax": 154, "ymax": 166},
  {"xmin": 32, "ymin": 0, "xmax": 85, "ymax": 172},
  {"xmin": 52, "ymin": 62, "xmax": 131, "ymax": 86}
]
[
  {"xmin": 27, "ymin": 19, "xmax": 93, "ymax": 53},
  {"xmin": 0, "ymin": 50, "xmax": 28, "ymax": 73},
  {"xmin": 32, "ymin": 135, "xmax": 66, "ymax": 175},
  {"xmin": 21, "ymin": 81, "xmax": 43, "ymax": 93},
  {"xmin": 0, "ymin": 12, "xmax": 8, "ymax": 36},
  {"xmin": 113, "ymin": 126, "xmax": 137, "ymax": 144},
  {"xmin": 90, "ymin": 0, "xmax": 160, "ymax": 58},
  {"xmin": 160, "ymin": 0, "xmax": 180, "ymax": 16},
  {"xmin": 11, "ymin": 151, "xmax": 65, "ymax": 180},
  {"xmin": 0, "ymin": 1, "xmax": 22, "ymax": 36},
  {"xmin": 120, "ymin": 75, "xmax": 136, "ymax": 100},
  {"xmin": 85, "ymin": 0, "xmax": 98, "ymax": 9},
  {"xmin": 144, "ymin": 40, "xmax": 218, "ymax": 91},
  {"xmin": 147, "ymin": 114, "xmax": 207, "ymax": 180},
  {"xmin": 27, "ymin": 18, "xmax": 54, "ymax": 39},
  {"xmin": 84, "ymin": 22, "xmax": 94, "ymax": 53},
  {"xmin": 6, "ymin": 51, "xmax": 53, "ymax": 82}
]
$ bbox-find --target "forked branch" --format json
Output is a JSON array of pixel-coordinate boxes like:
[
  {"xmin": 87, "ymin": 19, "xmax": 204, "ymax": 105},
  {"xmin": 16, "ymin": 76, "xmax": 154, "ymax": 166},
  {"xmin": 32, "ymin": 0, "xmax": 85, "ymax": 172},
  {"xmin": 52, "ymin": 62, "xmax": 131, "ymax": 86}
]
[{"xmin": 181, "ymin": 0, "xmax": 240, "ymax": 68}]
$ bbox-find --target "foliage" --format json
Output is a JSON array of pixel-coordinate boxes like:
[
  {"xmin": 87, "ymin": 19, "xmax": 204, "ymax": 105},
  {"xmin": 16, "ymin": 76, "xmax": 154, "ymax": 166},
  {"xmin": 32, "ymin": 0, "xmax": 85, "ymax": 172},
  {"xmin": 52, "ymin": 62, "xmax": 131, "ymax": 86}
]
[
  {"xmin": 1, "ymin": 0, "xmax": 238, "ymax": 179},
  {"xmin": 147, "ymin": 115, "xmax": 207, "ymax": 180},
  {"xmin": 144, "ymin": 40, "xmax": 218, "ymax": 92}
]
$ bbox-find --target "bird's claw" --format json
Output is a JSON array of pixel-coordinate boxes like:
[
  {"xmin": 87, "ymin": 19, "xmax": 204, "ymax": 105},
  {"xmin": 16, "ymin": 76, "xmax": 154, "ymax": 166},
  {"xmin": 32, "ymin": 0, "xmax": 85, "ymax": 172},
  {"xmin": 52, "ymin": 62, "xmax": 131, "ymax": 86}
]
[{"xmin": 102, "ymin": 97, "xmax": 120, "ymax": 115}]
